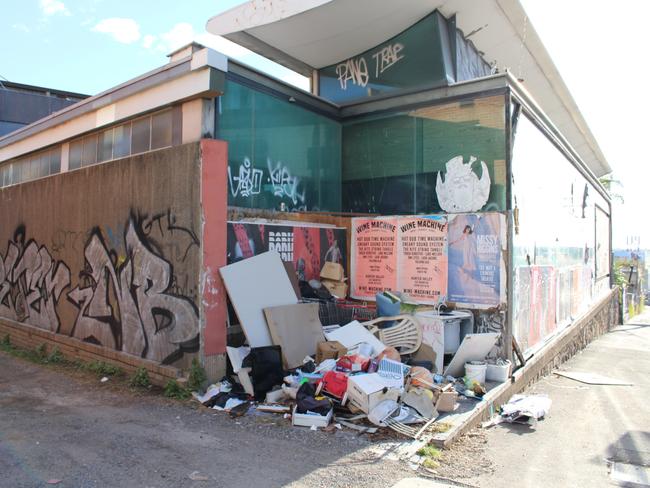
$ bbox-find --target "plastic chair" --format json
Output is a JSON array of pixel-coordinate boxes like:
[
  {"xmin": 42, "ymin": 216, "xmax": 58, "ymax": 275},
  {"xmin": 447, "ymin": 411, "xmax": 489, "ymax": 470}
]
[{"xmin": 361, "ymin": 315, "xmax": 422, "ymax": 354}]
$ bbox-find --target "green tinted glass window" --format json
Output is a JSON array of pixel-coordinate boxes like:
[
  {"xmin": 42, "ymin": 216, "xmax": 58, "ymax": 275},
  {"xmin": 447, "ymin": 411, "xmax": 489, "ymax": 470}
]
[
  {"xmin": 342, "ymin": 94, "xmax": 507, "ymax": 214},
  {"xmin": 218, "ymin": 79, "xmax": 342, "ymax": 212}
]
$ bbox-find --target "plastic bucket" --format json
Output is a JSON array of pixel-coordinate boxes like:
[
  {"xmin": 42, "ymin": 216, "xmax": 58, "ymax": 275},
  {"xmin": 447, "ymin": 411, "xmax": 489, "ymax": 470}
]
[
  {"xmin": 486, "ymin": 360, "xmax": 512, "ymax": 383},
  {"xmin": 465, "ymin": 361, "xmax": 487, "ymax": 384}
]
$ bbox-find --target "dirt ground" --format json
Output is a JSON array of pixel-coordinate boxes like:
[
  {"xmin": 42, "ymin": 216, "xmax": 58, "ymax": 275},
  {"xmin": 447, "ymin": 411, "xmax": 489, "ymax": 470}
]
[{"xmin": 0, "ymin": 350, "xmax": 420, "ymax": 488}]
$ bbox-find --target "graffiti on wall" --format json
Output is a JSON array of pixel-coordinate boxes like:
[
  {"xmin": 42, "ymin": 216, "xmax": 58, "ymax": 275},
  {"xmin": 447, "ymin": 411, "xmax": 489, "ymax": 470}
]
[
  {"xmin": 228, "ymin": 156, "xmax": 307, "ymax": 209},
  {"xmin": 0, "ymin": 213, "xmax": 199, "ymax": 364},
  {"xmin": 335, "ymin": 43, "xmax": 405, "ymax": 90},
  {"xmin": 0, "ymin": 226, "xmax": 71, "ymax": 332},
  {"xmin": 228, "ymin": 157, "xmax": 263, "ymax": 198}
]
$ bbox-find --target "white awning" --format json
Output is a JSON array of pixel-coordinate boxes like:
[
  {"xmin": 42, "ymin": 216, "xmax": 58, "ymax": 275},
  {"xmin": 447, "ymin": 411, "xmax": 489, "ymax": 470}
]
[{"xmin": 207, "ymin": 0, "xmax": 611, "ymax": 176}]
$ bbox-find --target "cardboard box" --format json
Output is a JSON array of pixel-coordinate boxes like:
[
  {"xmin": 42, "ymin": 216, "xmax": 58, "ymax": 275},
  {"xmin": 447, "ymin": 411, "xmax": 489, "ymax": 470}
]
[
  {"xmin": 292, "ymin": 405, "xmax": 333, "ymax": 428},
  {"xmin": 322, "ymin": 279, "xmax": 348, "ymax": 299},
  {"xmin": 347, "ymin": 373, "xmax": 401, "ymax": 414},
  {"xmin": 320, "ymin": 262, "xmax": 345, "ymax": 282},
  {"xmin": 434, "ymin": 390, "xmax": 458, "ymax": 413},
  {"xmin": 316, "ymin": 341, "xmax": 347, "ymax": 364}
]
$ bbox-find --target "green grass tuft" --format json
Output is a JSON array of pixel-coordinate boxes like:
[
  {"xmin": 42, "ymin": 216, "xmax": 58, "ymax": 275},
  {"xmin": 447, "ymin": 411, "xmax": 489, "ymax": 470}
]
[
  {"xmin": 187, "ymin": 358, "xmax": 207, "ymax": 392},
  {"xmin": 164, "ymin": 379, "xmax": 191, "ymax": 400},
  {"xmin": 129, "ymin": 367, "xmax": 151, "ymax": 388}
]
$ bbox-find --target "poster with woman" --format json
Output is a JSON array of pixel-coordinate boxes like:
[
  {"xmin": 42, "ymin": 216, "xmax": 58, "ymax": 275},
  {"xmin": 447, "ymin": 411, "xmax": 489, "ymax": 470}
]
[{"xmin": 448, "ymin": 213, "xmax": 505, "ymax": 307}]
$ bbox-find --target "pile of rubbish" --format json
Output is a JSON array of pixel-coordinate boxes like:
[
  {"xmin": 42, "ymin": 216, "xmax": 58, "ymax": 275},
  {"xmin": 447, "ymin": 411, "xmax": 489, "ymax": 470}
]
[{"xmin": 193, "ymin": 250, "xmax": 512, "ymax": 438}]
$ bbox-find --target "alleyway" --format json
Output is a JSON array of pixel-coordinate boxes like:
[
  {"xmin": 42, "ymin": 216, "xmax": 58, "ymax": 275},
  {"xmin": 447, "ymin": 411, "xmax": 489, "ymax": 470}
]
[
  {"xmin": 2, "ymin": 314, "xmax": 648, "ymax": 488},
  {"xmin": 464, "ymin": 313, "xmax": 650, "ymax": 487}
]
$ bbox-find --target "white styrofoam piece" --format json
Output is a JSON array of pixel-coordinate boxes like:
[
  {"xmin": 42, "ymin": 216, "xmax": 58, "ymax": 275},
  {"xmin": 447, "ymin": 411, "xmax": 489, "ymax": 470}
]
[
  {"xmin": 291, "ymin": 405, "xmax": 332, "ymax": 428},
  {"xmin": 324, "ymin": 320, "xmax": 386, "ymax": 356},
  {"xmin": 220, "ymin": 251, "xmax": 298, "ymax": 347},
  {"xmin": 443, "ymin": 332, "xmax": 500, "ymax": 377}
]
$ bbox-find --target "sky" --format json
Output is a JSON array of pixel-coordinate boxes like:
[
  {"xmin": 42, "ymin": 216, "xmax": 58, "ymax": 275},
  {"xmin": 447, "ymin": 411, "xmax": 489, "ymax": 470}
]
[{"xmin": 0, "ymin": 0, "xmax": 646, "ymax": 249}]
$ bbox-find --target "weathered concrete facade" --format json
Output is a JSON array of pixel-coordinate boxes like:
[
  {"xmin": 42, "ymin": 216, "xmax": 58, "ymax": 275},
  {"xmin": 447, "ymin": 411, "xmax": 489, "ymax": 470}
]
[{"xmin": 0, "ymin": 140, "xmax": 227, "ymax": 378}]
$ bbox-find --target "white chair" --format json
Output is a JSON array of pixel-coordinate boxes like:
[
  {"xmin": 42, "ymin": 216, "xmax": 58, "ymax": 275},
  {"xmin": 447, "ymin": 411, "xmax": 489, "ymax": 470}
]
[{"xmin": 362, "ymin": 315, "xmax": 422, "ymax": 355}]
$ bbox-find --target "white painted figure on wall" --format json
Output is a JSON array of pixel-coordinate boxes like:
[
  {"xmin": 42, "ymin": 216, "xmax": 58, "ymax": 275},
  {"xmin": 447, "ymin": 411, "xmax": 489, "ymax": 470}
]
[{"xmin": 436, "ymin": 155, "xmax": 491, "ymax": 212}]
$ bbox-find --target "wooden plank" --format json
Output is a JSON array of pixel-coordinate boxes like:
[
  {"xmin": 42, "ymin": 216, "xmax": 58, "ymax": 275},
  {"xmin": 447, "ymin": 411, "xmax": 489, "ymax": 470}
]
[
  {"xmin": 220, "ymin": 251, "xmax": 298, "ymax": 348},
  {"xmin": 263, "ymin": 303, "xmax": 325, "ymax": 369}
]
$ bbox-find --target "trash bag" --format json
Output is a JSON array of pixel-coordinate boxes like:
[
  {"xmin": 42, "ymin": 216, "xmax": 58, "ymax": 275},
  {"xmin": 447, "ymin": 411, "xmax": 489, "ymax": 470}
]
[{"xmin": 243, "ymin": 346, "xmax": 285, "ymax": 401}]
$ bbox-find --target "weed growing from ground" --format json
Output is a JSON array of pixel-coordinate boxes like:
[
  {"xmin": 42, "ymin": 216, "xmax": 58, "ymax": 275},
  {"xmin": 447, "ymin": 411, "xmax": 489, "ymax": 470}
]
[
  {"xmin": 187, "ymin": 358, "xmax": 207, "ymax": 392},
  {"xmin": 129, "ymin": 367, "xmax": 151, "ymax": 388},
  {"xmin": 164, "ymin": 379, "xmax": 191, "ymax": 400}
]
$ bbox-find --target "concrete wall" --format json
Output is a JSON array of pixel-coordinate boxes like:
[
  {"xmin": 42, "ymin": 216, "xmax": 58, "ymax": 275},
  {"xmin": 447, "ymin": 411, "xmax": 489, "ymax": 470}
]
[{"xmin": 0, "ymin": 141, "xmax": 228, "ymax": 373}]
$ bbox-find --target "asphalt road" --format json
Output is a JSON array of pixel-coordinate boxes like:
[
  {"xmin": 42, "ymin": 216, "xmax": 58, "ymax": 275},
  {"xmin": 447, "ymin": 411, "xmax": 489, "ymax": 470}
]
[
  {"xmin": 0, "ymin": 352, "xmax": 413, "ymax": 488},
  {"xmin": 3, "ymin": 313, "xmax": 647, "ymax": 488}
]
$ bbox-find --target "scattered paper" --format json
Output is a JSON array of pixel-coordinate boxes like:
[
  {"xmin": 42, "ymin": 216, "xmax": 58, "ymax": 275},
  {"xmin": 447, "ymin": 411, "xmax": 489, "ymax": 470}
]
[
  {"xmin": 212, "ymin": 398, "xmax": 247, "ymax": 411},
  {"xmin": 188, "ymin": 471, "xmax": 209, "ymax": 481},
  {"xmin": 100, "ymin": 377, "xmax": 109, "ymax": 383},
  {"xmin": 501, "ymin": 394, "xmax": 551, "ymax": 423}
]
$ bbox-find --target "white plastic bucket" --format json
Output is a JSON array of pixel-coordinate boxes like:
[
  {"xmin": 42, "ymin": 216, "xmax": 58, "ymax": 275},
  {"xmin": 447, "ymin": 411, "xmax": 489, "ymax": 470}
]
[
  {"xmin": 465, "ymin": 361, "xmax": 487, "ymax": 384},
  {"xmin": 486, "ymin": 360, "xmax": 512, "ymax": 383}
]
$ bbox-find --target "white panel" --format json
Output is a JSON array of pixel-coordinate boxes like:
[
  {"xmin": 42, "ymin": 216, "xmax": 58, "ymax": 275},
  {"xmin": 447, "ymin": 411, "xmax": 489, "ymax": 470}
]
[{"xmin": 219, "ymin": 251, "xmax": 298, "ymax": 348}]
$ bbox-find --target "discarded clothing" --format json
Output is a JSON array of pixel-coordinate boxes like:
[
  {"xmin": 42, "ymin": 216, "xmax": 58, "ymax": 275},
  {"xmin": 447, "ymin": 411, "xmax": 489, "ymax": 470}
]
[{"xmin": 296, "ymin": 382, "xmax": 332, "ymax": 416}]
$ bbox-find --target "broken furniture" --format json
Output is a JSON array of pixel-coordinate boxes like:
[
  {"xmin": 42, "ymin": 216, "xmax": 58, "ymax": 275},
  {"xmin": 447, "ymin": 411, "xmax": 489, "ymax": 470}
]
[{"xmin": 362, "ymin": 315, "xmax": 422, "ymax": 354}]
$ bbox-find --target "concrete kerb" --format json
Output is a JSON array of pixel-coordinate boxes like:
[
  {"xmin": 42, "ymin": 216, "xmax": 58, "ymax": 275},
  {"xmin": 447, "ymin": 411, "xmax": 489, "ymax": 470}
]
[
  {"xmin": 0, "ymin": 317, "xmax": 183, "ymax": 386},
  {"xmin": 426, "ymin": 287, "xmax": 618, "ymax": 448}
]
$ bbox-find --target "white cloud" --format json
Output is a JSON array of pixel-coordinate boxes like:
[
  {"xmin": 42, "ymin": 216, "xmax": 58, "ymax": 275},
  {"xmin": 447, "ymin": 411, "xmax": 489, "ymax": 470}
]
[
  {"xmin": 159, "ymin": 22, "xmax": 195, "ymax": 52},
  {"xmin": 93, "ymin": 18, "xmax": 141, "ymax": 44},
  {"xmin": 40, "ymin": 0, "xmax": 70, "ymax": 16},
  {"xmin": 142, "ymin": 34, "xmax": 157, "ymax": 49},
  {"xmin": 142, "ymin": 23, "xmax": 255, "ymax": 58}
]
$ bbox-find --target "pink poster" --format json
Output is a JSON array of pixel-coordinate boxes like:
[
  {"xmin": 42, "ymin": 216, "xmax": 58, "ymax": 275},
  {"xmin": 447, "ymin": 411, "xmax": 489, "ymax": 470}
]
[
  {"xmin": 351, "ymin": 218, "xmax": 398, "ymax": 300},
  {"xmin": 351, "ymin": 216, "xmax": 448, "ymax": 304},
  {"xmin": 396, "ymin": 216, "xmax": 448, "ymax": 304}
]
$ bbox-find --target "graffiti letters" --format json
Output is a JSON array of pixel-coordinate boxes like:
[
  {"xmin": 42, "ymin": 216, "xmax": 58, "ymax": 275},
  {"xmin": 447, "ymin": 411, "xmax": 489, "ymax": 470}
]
[
  {"xmin": 371, "ymin": 43, "xmax": 404, "ymax": 77},
  {"xmin": 335, "ymin": 43, "xmax": 405, "ymax": 90},
  {"xmin": 229, "ymin": 157, "xmax": 308, "ymax": 209},
  {"xmin": 67, "ymin": 218, "xmax": 199, "ymax": 363},
  {"xmin": 0, "ymin": 230, "xmax": 71, "ymax": 332},
  {"xmin": 267, "ymin": 158, "xmax": 305, "ymax": 206},
  {"xmin": 0, "ymin": 214, "xmax": 199, "ymax": 365},
  {"xmin": 228, "ymin": 157, "xmax": 263, "ymax": 198},
  {"xmin": 336, "ymin": 57, "xmax": 369, "ymax": 90}
]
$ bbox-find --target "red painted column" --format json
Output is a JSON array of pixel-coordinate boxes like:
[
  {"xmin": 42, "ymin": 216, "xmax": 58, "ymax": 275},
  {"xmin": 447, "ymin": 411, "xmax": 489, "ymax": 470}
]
[{"xmin": 200, "ymin": 139, "xmax": 228, "ymax": 355}]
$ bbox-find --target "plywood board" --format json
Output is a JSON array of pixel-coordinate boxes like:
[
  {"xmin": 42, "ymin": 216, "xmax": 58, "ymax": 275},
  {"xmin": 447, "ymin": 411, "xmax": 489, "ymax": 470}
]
[
  {"xmin": 220, "ymin": 251, "xmax": 298, "ymax": 348},
  {"xmin": 263, "ymin": 303, "xmax": 325, "ymax": 369},
  {"xmin": 555, "ymin": 371, "xmax": 633, "ymax": 386},
  {"xmin": 443, "ymin": 333, "xmax": 500, "ymax": 377}
]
